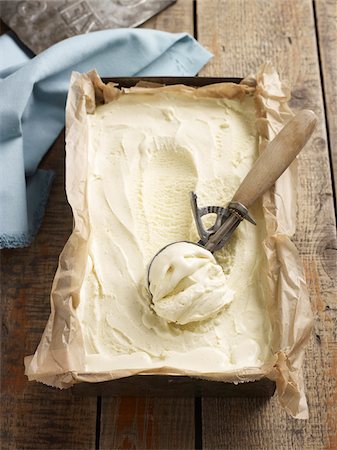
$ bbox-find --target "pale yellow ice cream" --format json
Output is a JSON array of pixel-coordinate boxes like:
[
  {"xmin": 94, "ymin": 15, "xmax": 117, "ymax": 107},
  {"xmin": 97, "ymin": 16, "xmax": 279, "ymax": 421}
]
[
  {"xmin": 77, "ymin": 88, "xmax": 273, "ymax": 373},
  {"xmin": 148, "ymin": 242, "xmax": 234, "ymax": 325}
]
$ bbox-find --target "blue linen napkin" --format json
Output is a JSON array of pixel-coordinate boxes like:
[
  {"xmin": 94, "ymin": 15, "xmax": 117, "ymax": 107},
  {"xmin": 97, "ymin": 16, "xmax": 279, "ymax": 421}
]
[{"xmin": 0, "ymin": 29, "xmax": 212, "ymax": 249}]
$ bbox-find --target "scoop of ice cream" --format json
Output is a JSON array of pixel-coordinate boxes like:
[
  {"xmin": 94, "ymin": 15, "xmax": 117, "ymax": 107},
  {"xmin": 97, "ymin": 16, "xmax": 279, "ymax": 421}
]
[{"xmin": 148, "ymin": 242, "xmax": 234, "ymax": 325}]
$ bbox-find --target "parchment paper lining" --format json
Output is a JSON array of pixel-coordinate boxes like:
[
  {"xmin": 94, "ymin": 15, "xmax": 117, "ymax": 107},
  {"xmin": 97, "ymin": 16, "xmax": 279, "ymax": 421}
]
[{"xmin": 24, "ymin": 63, "xmax": 313, "ymax": 419}]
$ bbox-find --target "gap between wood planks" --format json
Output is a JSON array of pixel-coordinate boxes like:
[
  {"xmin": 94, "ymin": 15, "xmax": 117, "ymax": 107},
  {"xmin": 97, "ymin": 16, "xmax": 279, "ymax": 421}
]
[
  {"xmin": 312, "ymin": 0, "xmax": 337, "ymax": 218},
  {"xmin": 96, "ymin": 396, "xmax": 102, "ymax": 450},
  {"xmin": 193, "ymin": 0, "xmax": 198, "ymax": 40},
  {"xmin": 195, "ymin": 396, "xmax": 203, "ymax": 450}
]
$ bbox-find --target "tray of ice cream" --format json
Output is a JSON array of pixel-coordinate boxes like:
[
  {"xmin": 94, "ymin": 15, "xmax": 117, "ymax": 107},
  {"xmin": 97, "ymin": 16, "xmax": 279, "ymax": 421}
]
[{"xmin": 24, "ymin": 65, "xmax": 315, "ymax": 418}]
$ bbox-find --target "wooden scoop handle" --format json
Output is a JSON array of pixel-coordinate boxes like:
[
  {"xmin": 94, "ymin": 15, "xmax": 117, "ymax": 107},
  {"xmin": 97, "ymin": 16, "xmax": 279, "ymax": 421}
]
[{"xmin": 231, "ymin": 109, "xmax": 317, "ymax": 209}]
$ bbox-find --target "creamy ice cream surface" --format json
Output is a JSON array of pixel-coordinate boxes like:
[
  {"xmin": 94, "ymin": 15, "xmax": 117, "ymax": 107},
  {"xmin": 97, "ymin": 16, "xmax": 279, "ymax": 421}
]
[
  {"xmin": 148, "ymin": 242, "xmax": 234, "ymax": 325},
  {"xmin": 76, "ymin": 88, "xmax": 273, "ymax": 373}
]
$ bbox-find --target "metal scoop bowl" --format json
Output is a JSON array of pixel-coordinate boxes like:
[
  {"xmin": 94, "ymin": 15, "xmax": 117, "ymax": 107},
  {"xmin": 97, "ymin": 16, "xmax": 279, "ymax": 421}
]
[{"xmin": 147, "ymin": 109, "xmax": 317, "ymax": 292}]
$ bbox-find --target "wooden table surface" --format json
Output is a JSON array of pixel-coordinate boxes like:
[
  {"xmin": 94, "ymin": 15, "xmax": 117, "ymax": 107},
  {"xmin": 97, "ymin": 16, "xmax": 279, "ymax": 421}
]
[{"xmin": 1, "ymin": 1, "xmax": 336, "ymax": 449}]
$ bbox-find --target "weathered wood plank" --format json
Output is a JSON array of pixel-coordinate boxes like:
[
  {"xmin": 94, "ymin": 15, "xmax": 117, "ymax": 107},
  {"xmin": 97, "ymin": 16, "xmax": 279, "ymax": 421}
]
[
  {"xmin": 0, "ymin": 132, "xmax": 98, "ymax": 450},
  {"xmin": 315, "ymin": 0, "xmax": 337, "ymax": 204},
  {"xmin": 99, "ymin": 2, "xmax": 196, "ymax": 449},
  {"xmin": 142, "ymin": 0, "xmax": 194, "ymax": 34},
  {"xmin": 197, "ymin": 0, "xmax": 337, "ymax": 448}
]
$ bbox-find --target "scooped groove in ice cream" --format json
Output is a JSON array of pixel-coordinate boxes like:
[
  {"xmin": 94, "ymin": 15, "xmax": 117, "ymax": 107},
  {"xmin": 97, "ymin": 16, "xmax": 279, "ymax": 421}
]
[{"xmin": 149, "ymin": 242, "xmax": 234, "ymax": 325}]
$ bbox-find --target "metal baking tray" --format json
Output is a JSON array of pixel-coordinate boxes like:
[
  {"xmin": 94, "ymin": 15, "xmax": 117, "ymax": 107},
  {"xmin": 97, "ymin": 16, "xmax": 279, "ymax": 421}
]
[
  {"xmin": 73, "ymin": 76, "xmax": 275, "ymax": 398},
  {"xmin": 102, "ymin": 76, "xmax": 242, "ymax": 87}
]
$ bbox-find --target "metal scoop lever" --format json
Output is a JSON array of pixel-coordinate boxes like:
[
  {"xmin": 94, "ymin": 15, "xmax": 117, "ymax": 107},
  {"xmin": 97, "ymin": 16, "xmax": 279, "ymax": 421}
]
[
  {"xmin": 190, "ymin": 109, "xmax": 318, "ymax": 253},
  {"xmin": 190, "ymin": 194, "xmax": 256, "ymax": 252}
]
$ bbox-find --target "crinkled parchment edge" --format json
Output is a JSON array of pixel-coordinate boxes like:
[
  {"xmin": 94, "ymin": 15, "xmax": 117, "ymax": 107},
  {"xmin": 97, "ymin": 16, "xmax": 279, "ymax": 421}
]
[{"xmin": 24, "ymin": 64, "xmax": 313, "ymax": 419}]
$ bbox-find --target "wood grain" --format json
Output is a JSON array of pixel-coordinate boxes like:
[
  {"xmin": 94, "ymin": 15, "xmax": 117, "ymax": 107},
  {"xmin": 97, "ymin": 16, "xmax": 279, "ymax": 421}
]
[
  {"xmin": 315, "ymin": 0, "xmax": 337, "ymax": 204},
  {"xmin": 0, "ymin": 132, "xmax": 98, "ymax": 450},
  {"xmin": 197, "ymin": 0, "xmax": 337, "ymax": 448},
  {"xmin": 99, "ymin": 2, "xmax": 196, "ymax": 449},
  {"xmin": 142, "ymin": 0, "xmax": 194, "ymax": 34}
]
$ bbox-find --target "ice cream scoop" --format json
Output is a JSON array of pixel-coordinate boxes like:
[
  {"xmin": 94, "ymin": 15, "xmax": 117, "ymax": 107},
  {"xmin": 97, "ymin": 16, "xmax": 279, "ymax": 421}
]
[
  {"xmin": 147, "ymin": 109, "xmax": 317, "ymax": 322},
  {"xmin": 149, "ymin": 241, "xmax": 234, "ymax": 324}
]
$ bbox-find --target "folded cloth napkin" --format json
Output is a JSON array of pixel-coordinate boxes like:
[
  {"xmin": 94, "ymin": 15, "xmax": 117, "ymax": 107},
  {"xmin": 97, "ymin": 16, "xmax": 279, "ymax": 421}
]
[{"xmin": 0, "ymin": 29, "xmax": 212, "ymax": 249}]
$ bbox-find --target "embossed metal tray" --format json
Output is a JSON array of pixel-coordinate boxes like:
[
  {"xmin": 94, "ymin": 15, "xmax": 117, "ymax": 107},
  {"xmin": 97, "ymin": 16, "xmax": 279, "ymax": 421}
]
[{"xmin": 0, "ymin": 0, "xmax": 176, "ymax": 53}]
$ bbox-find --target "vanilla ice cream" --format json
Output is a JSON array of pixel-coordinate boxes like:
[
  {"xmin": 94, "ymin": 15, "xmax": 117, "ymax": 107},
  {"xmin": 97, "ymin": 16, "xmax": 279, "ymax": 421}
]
[
  {"xmin": 148, "ymin": 241, "xmax": 234, "ymax": 325},
  {"xmin": 74, "ymin": 87, "xmax": 273, "ymax": 373}
]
